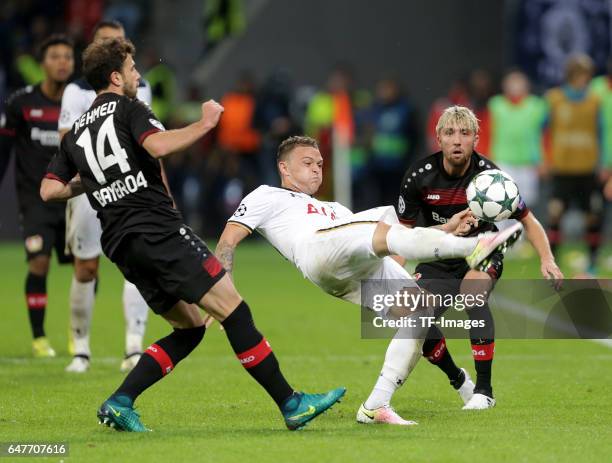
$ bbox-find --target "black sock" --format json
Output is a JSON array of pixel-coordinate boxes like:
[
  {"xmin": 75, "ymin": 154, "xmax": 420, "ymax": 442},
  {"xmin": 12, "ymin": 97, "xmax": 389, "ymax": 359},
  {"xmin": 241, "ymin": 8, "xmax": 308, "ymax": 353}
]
[
  {"xmin": 25, "ymin": 272, "xmax": 47, "ymax": 338},
  {"xmin": 468, "ymin": 303, "xmax": 495, "ymax": 396},
  {"xmin": 422, "ymin": 326, "xmax": 462, "ymax": 385},
  {"xmin": 470, "ymin": 339, "xmax": 494, "ymax": 396},
  {"xmin": 221, "ymin": 301, "xmax": 293, "ymax": 407},
  {"xmin": 114, "ymin": 325, "xmax": 205, "ymax": 401}
]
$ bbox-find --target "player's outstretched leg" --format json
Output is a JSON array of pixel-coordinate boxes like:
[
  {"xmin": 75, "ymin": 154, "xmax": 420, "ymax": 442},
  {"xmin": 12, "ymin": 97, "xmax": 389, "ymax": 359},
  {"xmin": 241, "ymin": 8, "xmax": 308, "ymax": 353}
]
[
  {"xmin": 358, "ymin": 327, "xmax": 424, "ymax": 426},
  {"xmin": 378, "ymin": 222, "xmax": 523, "ymax": 269},
  {"xmin": 205, "ymin": 275, "xmax": 346, "ymax": 430},
  {"xmin": 121, "ymin": 280, "xmax": 149, "ymax": 372},
  {"xmin": 97, "ymin": 302, "xmax": 206, "ymax": 432}
]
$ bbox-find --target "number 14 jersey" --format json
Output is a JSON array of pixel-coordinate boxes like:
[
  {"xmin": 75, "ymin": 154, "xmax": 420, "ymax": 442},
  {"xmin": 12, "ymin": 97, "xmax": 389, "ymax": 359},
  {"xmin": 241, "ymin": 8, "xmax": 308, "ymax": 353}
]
[{"xmin": 46, "ymin": 92, "xmax": 180, "ymax": 259}]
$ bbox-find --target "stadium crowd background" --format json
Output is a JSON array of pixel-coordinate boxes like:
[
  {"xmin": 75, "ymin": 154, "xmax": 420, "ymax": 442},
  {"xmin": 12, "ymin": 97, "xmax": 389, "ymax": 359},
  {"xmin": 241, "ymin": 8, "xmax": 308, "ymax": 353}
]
[{"xmin": 1, "ymin": 0, "xmax": 611, "ymax": 270}]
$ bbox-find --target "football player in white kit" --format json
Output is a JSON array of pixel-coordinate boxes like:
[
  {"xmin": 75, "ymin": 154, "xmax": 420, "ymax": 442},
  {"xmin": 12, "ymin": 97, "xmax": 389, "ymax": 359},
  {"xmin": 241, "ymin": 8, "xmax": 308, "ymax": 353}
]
[
  {"xmin": 216, "ymin": 135, "xmax": 522, "ymax": 425},
  {"xmin": 58, "ymin": 21, "xmax": 154, "ymax": 373}
]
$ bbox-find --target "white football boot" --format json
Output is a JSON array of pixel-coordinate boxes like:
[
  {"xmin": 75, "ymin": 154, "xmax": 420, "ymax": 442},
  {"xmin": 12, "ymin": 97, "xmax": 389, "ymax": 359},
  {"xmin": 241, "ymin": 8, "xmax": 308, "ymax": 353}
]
[
  {"xmin": 462, "ymin": 393, "xmax": 496, "ymax": 410},
  {"xmin": 120, "ymin": 353, "xmax": 141, "ymax": 373},
  {"xmin": 456, "ymin": 368, "xmax": 475, "ymax": 405},
  {"xmin": 65, "ymin": 356, "xmax": 90, "ymax": 373},
  {"xmin": 356, "ymin": 403, "xmax": 418, "ymax": 426},
  {"xmin": 466, "ymin": 222, "xmax": 523, "ymax": 269}
]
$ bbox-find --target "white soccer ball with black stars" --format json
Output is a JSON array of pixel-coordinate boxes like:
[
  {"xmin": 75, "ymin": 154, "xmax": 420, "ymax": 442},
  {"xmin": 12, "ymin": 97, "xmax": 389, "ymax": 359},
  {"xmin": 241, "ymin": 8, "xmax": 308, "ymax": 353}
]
[{"xmin": 466, "ymin": 169, "xmax": 520, "ymax": 222}]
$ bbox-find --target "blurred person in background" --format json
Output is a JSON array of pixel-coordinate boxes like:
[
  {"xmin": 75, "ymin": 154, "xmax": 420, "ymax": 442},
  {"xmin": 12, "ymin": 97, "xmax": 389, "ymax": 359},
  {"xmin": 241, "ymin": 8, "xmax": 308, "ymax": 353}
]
[
  {"xmin": 254, "ymin": 68, "xmax": 299, "ymax": 186},
  {"xmin": 544, "ymin": 54, "xmax": 604, "ymax": 276},
  {"xmin": 364, "ymin": 76, "xmax": 417, "ymax": 208},
  {"xmin": 0, "ymin": 34, "xmax": 74, "ymax": 357},
  {"xmin": 304, "ymin": 65, "xmax": 356, "ymax": 199},
  {"xmin": 217, "ymin": 70, "xmax": 261, "ymax": 195},
  {"xmin": 143, "ymin": 46, "xmax": 176, "ymax": 126},
  {"xmin": 489, "ymin": 70, "xmax": 547, "ymax": 207},
  {"xmin": 589, "ymin": 57, "xmax": 612, "ymax": 193},
  {"xmin": 467, "ymin": 69, "xmax": 494, "ymax": 155}
]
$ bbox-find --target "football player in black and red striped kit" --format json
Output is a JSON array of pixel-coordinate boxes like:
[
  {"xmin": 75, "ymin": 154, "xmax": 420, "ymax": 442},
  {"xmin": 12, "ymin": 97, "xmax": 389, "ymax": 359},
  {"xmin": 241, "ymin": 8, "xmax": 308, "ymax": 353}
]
[
  {"xmin": 41, "ymin": 37, "xmax": 344, "ymax": 432},
  {"xmin": 0, "ymin": 35, "xmax": 74, "ymax": 357},
  {"xmin": 398, "ymin": 105, "xmax": 563, "ymax": 409}
]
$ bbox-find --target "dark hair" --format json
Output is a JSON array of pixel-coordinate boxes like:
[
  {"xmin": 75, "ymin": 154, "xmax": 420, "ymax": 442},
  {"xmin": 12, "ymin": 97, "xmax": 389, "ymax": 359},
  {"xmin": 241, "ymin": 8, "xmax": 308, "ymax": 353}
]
[
  {"xmin": 38, "ymin": 34, "xmax": 74, "ymax": 61},
  {"xmin": 277, "ymin": 135, "xmax": 319, "ymax": 161},
  {"xmin": 92, "ymin": 20, "xmax": 124, "ymax": 38},
  {"xmin": 82, "ymin": 37, "xmax": 135, "ymax": 92}
]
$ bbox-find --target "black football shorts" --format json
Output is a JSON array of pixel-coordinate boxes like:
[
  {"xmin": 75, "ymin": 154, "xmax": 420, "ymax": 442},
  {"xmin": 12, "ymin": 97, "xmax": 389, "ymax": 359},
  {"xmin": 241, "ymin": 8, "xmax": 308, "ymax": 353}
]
[
  {"xmin": 113, "ymin": 225, "xmax": 226, "ymax": 314},
  {"xmin": 20, "ymin": 203, "xmax": 71, "ymax": 263}
]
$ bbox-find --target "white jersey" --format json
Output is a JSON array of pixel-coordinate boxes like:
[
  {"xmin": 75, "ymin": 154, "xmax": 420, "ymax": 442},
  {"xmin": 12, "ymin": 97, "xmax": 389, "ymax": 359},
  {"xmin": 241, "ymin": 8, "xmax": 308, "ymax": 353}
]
[
  {"xmin": 229, "ymin": 185, "xmax": 411, "ymax": 307},
  {"xmin": 229, "ymin": 185, "xmax": 353, "ymax": 263},
  {"xmin": 58, "ymin": 77, "xmax": 152, "ymax": 131}
]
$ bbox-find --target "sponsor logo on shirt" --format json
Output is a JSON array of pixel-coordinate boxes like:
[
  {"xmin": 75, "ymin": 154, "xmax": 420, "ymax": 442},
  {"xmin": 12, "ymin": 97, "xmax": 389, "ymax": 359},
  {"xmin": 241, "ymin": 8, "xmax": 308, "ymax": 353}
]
[{"xmin": 30, "ymin": 127, "xmax": 59, "ymax": 147}]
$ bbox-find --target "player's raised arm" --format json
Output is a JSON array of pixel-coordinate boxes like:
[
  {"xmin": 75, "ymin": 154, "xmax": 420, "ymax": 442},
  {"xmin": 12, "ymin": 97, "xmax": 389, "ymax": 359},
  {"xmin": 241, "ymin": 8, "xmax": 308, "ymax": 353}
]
[
  {"xmin": 215, "ymin": 222, "xmax": 251, "ymax": 274},
  {"xmin": 520, "ymin": 211, "xmax": 563, "ymax": 286},
  {"xmin": 142, "ymin": 100, "xmax": 223, "ymax": 158}
]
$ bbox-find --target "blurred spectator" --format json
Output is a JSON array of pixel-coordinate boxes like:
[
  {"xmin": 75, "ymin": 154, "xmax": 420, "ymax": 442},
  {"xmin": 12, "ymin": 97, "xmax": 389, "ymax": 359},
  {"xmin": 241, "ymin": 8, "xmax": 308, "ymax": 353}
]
[
  {"xmin": 468, "ymin": 69, "xmax": 494, "ymax": 155},
  {"xmin": 363, "ymin": 76, "xmax": 417, "ymax": 207},
  {"xmin": 589, "ymin": 57, "xmax": 612, "ymax": 181},
  {"xmin": 202, "ymin": 0, "xmax": 245, "ymax": 53},
  {"xmin": 304, "ymin": 66, "xmax": 356, "ymax": 200},
  {"xmin": 143, "ymin": 47, "xmax": 176, "ymax": 125},
  {"xmin": 253, "ymin": 68, "xmax": 299, "ymax": 186},
  {"xmin": 544, "ymin": 54, "xmax": 603, "ymax": 275},
  {"xmin": 217, "ymin": 70, "xmax": 261, "ymax": 194},
  {"xmin": 426, "ymin": 79, "xmax": 469, "ymax": 152},
  {"xmin": 489, "ymin": 70, "xmax": 547, "ymax": 206}
]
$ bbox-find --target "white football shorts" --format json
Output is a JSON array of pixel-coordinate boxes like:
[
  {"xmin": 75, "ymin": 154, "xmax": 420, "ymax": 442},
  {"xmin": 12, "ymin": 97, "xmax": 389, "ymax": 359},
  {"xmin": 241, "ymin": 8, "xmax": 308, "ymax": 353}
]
[
  {"xmin": 65, "ymin": 193, "xmax": 103, "ymax": 260},
  {"xmin": 295, "ymin": 206, "xmax": 418, "ymax": 309}
]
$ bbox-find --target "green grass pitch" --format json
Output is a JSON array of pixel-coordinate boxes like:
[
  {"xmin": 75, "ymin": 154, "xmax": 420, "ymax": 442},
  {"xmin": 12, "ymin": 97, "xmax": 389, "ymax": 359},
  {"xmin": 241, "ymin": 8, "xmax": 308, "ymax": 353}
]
[{"xmin": 0, "ymin": 240, "xmax": 611, "ymax": 462}]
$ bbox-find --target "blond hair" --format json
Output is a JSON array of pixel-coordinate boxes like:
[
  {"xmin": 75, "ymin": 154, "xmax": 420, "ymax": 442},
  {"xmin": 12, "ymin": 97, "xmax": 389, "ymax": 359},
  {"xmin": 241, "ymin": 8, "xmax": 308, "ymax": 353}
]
[
  {"xmin": 565, "ymin": 53, "xmax": 594, "ymax": 81},
  {"xmin": 435, "ymin": 105, "xmax": 480, "ymax": 135}
]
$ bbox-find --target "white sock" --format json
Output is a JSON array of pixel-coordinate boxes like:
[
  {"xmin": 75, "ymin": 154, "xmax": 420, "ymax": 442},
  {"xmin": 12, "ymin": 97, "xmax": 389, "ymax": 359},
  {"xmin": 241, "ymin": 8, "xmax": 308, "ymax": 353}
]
[
  {"xmin": 70, "ymin": 276, "xmax": 95, "ymax": 357},
  {"xmin": 123, "ymin": 280, "xmax": 148, "ymax": 355},
  {"xmin": 364, "ymin": 329, "xmax": 425, "ymax": 410},
  {"xmin": 386, "ymin": 225, "xmax": 478, "ymax": 262}
]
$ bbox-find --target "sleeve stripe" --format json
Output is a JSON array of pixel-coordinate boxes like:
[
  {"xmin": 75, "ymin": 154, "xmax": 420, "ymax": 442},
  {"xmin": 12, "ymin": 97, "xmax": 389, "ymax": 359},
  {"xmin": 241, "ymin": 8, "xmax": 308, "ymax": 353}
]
[
  {"xmin": 0, "ymin": 128, "xmax": 16, "ymax": 136},
  {"xmin": 138, "ymin": 128, "xmax": 161, "ymax": 145},
  {"xmin": 227, "ymin": 220, "xmax": 253, "ymax": 233},
  {"xmin": 44, "ymin": 173, "xmax": 68, "ymax": 185}
]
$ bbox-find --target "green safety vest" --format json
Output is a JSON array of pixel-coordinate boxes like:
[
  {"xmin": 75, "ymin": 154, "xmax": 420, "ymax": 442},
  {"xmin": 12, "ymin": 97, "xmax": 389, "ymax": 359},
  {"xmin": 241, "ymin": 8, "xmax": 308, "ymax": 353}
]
[{"xmin": 488, "ymin": 94, "xmax": 547, "ymax": 166}]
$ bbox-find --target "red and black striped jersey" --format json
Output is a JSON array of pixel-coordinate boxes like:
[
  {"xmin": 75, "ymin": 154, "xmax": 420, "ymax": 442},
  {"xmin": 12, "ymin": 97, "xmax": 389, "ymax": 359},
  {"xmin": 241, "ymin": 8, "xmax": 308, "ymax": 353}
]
[
  {"xmin": 46, "ymin": 92, "xmax": 179, "ymax": 259},
  {"xmin": 397, "ymin": 151, "xmax": 529, "ymax": 234},
  {"xmin": 0, "ymin": 84, "xmax": 63, "ymax": 208}
]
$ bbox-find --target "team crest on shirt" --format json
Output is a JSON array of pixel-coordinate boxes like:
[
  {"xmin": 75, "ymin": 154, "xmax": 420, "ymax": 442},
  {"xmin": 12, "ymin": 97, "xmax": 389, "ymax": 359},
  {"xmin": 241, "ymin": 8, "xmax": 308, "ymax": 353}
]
[
  {"xmin": 234, "ymin": 204, "xmax": 247, "ymax": 217},
  {"xmin": 59, "ymin": 109, "xmax": 71, "ymax": 126},
  {"xmin": 398, "ymin": 196, "xmax": 406, "ymax": 214},
  {"xmin": 25, "ymin": 235, "xmax": 43, "ymax": 253},
  {"xmin": 149, "ymin": 118, "xmax": 165, "ymax": 131}
]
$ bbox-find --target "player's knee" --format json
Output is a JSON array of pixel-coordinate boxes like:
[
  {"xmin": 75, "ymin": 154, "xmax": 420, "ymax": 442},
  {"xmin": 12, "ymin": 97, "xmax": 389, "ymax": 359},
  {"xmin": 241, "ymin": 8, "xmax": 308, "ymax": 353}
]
[
  {"xmin": 28, "ymin": 255, "xmax": 50, "ymax": 276},
  {"xmin": 74, "ymin": 258, "xmax": 98, "ymax": 282},
  {"xmin": 199, "ymin": 274, "xmax": 243, "ymax": 320}
]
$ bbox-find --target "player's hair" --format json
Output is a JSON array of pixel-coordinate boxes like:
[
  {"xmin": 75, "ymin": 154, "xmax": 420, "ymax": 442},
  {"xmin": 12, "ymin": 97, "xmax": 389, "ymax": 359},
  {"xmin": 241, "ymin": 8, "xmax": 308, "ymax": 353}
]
[
  {"xmin": 82, "ymin": 37, "xmax": 136, "ymax": 92},
  {"xmin": 277, "ymin": 136, "xmax": 319, "ymax": 162},
  {"xmin": 92, "ymin": 20, "xmax": 125, "ymax": 38},
  {"xmin": 38, "ymin": 34, "xmax": 74, "ymax": 61},
  {"xmin": 565, "ymin": 53, "xmax": 594, "ymax": 81},
  {"xmin": 435, "ymin": 105, "xmax": 480, "ymax": 135}
]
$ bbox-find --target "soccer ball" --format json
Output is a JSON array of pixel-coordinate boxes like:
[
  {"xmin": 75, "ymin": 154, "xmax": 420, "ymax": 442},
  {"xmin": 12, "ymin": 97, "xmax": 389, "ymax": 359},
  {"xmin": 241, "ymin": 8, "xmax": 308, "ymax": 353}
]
[{"xmin": 466, "ymin": 169, "xmax": 520, "ymax": 222}]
